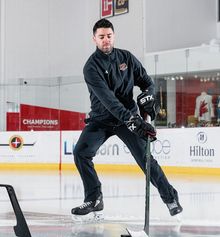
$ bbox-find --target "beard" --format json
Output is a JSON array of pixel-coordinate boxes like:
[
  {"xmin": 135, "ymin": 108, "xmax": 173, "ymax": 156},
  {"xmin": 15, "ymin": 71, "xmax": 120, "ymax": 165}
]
[{"xmin": 100, "ymin": 44, "xmax": 113, "ymax": 54}]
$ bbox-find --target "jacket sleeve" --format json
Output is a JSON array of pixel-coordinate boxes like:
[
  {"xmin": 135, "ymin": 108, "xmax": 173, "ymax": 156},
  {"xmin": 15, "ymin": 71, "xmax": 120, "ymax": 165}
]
[
  {"xmin": 84, "ymin": 64, "xmax": 132, "ymax": 122},
  {"xmin": 131, "ymin": 53, "xmax": 155, "ymax": 94}
]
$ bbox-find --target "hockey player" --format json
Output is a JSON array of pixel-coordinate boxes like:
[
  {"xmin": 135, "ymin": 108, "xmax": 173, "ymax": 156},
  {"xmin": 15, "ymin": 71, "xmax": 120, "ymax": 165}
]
[{"xmin": 71, "ymin": 18, "xmax": 182, "ymax": 220}]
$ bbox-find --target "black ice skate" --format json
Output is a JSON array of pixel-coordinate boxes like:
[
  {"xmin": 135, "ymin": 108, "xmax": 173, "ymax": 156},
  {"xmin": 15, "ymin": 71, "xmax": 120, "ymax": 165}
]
[
  {"xmin": 166, "ymin": 198, "xmax": 183, "ymax": 216},
  {"xmin": 71, "ymin": 194, "xmax": 104, "ymax": 222}
]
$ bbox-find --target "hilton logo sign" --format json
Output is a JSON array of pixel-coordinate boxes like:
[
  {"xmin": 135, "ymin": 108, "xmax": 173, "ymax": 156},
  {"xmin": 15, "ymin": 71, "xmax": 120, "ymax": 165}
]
[{"xmin": 190, "ymin": 132, "xmax": 215, "ymax": 157}]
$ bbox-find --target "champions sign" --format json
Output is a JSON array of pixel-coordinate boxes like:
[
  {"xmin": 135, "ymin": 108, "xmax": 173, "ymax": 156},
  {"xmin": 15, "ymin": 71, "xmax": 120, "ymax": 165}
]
[
  {"xmin": 6, "ymin": 104, "xmax": 86, "ymax": 131},
  {"xmin": 101, "ymin": 0, "xmax": 129, "ymax": 18}
]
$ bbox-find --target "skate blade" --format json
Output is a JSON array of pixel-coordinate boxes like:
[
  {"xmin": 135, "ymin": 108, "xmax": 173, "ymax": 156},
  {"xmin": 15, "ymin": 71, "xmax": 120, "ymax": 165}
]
[
  {"xmin": 125, "ymin": 228, "xmax": 149, "ymax": 237},
  {"xmin": 72, "ymin": 211, "xmax": 104, "ymax": 223}
]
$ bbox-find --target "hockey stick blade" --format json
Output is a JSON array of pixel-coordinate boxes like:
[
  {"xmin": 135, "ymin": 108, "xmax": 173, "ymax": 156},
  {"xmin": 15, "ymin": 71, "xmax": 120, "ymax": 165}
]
[{"xmin": 123, "ymin": 228, "xmax": 149, "ymax": 237}]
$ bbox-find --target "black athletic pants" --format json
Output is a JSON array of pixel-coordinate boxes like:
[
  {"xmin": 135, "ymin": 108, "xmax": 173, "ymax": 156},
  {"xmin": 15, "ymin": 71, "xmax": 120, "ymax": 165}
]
[{"xmin": 73, "ymin": 121, "xmax": 177, "ymax": 203}]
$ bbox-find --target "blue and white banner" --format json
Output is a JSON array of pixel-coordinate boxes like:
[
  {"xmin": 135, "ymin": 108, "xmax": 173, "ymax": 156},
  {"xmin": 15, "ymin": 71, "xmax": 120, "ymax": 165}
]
[
  {"xmin": 0, "ymin": 127, "xmax": 219, "ymax": 168},
  {"xmin": 62, "ymin": 127, "xmax": 220, "ymax": 167}
]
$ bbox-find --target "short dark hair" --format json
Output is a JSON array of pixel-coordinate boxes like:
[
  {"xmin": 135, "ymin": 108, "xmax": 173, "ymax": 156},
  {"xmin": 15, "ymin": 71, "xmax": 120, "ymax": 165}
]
[{"xmin": 93, "ymin": 18, "xmax": 114, "ymax": 35}]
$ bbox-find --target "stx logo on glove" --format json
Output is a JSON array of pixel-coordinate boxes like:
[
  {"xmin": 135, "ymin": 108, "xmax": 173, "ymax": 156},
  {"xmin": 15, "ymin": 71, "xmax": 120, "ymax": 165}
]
[
  {"xmin": 139, "ymin": 95, "xmax": 154, "ymax": 105},
  {"xmin": 137, "ymin": 91, "xmax": 158, "ymax": 121}
]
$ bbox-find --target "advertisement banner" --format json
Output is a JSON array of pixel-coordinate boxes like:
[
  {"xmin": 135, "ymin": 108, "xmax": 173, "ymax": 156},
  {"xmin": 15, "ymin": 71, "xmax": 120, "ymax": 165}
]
[
  {"xmin": 0, "ymin": 127, "xmax": 219, "ymax": 168},
  {"xmin": 0, "ymin": 131, "xmax": 60, "ymax": 163},
  {"xmin": 7, "ymin": 104, "xmax": 85, "ymax": 131},
  {"xmin": 62, "ymin": 131, "xmax": 135, "ymax": 165},
  {"xmin": 153, "ymin": 127, "xmax": 220, "ymax": 168},
  {"xmin": 62, "ymin": 127, "xmax": 220, "ymax": 167}
]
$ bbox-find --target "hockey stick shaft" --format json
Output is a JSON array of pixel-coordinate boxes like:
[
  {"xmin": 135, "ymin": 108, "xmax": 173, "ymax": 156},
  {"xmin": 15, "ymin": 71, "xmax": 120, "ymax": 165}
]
[
  {"xmin": 121, "ymin": 114, "xmax": 152, "ymax": 237},
  {"xmin": 144, "ymin": 115, "xmax": 151, "ymax": 235}
]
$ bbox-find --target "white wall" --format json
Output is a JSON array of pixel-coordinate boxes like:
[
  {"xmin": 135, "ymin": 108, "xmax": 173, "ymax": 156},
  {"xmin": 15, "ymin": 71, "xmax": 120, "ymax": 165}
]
[
  {"xmin": 5, "ymin": 0, "xmax": 87, "ymax": 79},
  {"xmin": 145, "ymin": 45, "xmax": 220, "ymax": 75},
  {"xmin": 145, "ymin": 0, "xmax": 217, "ymax": 52},
  {"xmin": 2, "ymin": 0, "xmax": 219, "ymax": 80},
  {"xmin": 4, "ymin": 0, "xmax": 145, "ymax": 81}
]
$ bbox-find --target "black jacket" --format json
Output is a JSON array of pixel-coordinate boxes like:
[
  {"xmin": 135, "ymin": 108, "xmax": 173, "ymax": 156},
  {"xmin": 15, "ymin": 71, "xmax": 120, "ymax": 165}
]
[{"xmin": 83, "ymin": 47, "xmax": 155, "ymax": 124}]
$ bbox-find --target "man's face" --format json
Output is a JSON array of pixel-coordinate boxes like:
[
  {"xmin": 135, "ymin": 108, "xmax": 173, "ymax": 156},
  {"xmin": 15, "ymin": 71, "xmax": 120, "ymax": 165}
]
[{"xmin": 93, "ymin": 28, "xmax": 115, "ymax": 54}]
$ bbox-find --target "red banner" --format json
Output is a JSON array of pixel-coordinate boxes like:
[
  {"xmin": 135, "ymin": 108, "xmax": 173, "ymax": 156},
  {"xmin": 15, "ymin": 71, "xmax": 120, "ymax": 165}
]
[{"xmin": 7, "ymin": 104, "xmax": 86, "ymax": 131}]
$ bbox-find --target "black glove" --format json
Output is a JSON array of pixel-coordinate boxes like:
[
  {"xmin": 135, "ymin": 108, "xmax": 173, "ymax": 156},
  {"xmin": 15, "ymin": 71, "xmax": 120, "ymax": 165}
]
[
  {"xmin": 137, "ymin": 91, "xmax": 160, "ymax": 121},
  {"xmin": 126, "ymin": 114, "xmax": 156, "ymax": 141}
]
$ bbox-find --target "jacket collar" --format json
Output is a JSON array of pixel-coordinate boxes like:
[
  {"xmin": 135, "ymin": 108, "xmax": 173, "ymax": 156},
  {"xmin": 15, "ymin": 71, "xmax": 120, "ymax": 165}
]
[{"xmin": 95, "ymin": 47, "xmax": 115, "ymax": 60}]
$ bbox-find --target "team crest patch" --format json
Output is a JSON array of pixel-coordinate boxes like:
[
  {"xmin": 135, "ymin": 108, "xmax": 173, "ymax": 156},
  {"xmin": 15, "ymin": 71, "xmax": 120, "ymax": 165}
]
[{"xmin": 119, "ymin": 63, "xmax": 128, "ymax": 71}]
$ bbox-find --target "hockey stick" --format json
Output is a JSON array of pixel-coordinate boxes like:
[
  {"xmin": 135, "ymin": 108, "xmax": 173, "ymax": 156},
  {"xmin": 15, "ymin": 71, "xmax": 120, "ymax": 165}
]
[
  {"xmin": 143, "ymin": 115, "xmax": 151, "ymax": 235},
  {"xmin": 121, "ymin": 115, "xmax": 151, "ymax": 237}
]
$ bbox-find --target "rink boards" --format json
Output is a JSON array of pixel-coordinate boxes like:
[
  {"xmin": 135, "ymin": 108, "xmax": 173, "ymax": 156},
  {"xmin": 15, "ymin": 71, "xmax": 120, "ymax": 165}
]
[{"xmin": 0, "ymin": 127, "xmax": 220, "ymax": 175}]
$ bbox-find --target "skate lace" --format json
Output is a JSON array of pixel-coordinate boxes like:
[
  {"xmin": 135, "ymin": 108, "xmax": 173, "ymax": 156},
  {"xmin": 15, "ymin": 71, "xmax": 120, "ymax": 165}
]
[{"xmin": 79, "ymin": 201, "xmax": 92, "ymax": 209}]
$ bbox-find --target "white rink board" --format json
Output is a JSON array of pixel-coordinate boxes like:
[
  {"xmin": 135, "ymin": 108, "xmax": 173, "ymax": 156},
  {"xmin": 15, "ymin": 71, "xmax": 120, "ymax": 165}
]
[
  {"xmin": 0, "ymin": 127, "xmax": 220, "ymax": 168},
  {"xmin": 152, "ymin": 127, "xmax": 220, "ymax": 167},
  {"xmin": 62, "ymin": 131, "xmax": 136, "ymax": 164},
  {"xmin": 0, "ymin": 131, "xmax": 60, "ymax": 163},
  {"xmin": 62, "ymin": 127, "xmax": 220, "ymax": 167}
]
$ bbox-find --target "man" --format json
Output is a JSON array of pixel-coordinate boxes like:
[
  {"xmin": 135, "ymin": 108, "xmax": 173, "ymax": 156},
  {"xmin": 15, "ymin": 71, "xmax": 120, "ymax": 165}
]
[{"xmin": 71, "ymin": 18, "xmax": 182, "ymax": 218}]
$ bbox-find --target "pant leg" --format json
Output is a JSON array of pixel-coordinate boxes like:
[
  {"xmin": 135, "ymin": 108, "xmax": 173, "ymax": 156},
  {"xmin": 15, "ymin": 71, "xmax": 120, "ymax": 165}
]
[
  {"xmin": 115, "ymin": 124, "xmax": 177, "ymax": 203},
  {"xmin": 73, "ymin": 122, "xmax": 111, "ymax": 202}
]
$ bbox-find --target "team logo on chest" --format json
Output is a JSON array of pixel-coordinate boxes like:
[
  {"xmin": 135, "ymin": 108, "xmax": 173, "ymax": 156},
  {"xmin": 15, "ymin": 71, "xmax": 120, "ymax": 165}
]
[{"xmin": 119, "ymin": 63, "xmax": 128, "ymax": 71}]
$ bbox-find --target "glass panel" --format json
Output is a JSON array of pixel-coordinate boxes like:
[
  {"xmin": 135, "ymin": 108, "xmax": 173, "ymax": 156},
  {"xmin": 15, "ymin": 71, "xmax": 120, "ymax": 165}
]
[
  {"xmin": 4, "ymin": 76, "xmax": 88, "ymax": 131},
  {"xmin": 151, "ymin": 50, "xmax": 187, "ymax": 128},
  {"xmin": 2, "ymin": 45, "xmax": 220, "ymax": 131},
  {"xmin": 146, "ymin": 46, "xmax": 220, "ymax": 128}
]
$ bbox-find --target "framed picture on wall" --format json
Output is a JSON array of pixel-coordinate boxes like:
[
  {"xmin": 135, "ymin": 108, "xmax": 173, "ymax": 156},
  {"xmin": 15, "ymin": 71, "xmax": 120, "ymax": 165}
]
[
  {"xmin": 100, "ymin": 0, "xmax": 129, "ymax": 18},
  {"xmin": 101, "ymin": 0, "xmax": 114, "ymax": 18},
  {"xmin": 114, "ymin": 0, "xmax": 129, "ymax": 16}
]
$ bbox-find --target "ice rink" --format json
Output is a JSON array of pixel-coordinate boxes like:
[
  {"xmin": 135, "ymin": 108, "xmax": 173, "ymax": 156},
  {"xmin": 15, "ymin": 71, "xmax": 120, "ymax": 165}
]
[{"xmin": 1, "ymin": 169, "xmax": 220, "ymax": 237}]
